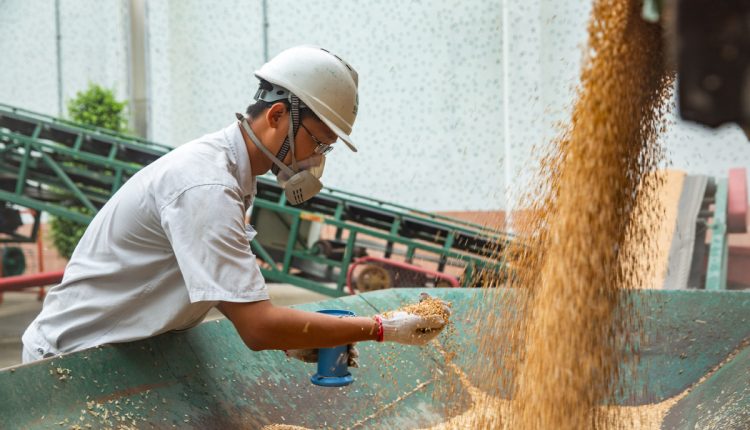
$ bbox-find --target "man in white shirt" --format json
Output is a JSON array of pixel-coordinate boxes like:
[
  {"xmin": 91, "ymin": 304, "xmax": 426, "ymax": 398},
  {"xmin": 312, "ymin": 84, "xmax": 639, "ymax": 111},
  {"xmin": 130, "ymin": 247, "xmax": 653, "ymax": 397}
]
[{"xmin": 22, "ymin": 46, "xmax": 449, "ymax": 364}]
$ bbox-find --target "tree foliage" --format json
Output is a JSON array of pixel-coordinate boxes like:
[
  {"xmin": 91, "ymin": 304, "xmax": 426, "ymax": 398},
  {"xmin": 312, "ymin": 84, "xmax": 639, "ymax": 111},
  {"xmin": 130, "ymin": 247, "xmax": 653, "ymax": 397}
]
[{"xmin": 50, "ymin": 84, "xmax": 128, "ymax": 259}]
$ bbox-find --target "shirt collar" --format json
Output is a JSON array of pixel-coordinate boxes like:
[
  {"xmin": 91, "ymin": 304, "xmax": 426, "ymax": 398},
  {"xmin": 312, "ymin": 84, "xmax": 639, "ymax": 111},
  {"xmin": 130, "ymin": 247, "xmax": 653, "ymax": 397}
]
[{"xmin": 223, "ymin": 122, "xmax": 256, "ymax": 198}]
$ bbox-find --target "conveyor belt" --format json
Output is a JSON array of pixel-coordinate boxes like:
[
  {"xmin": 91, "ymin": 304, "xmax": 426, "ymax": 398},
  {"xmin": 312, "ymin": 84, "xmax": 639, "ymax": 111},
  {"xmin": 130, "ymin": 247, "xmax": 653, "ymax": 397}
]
[{"xmin": 0, "ymin": 102, "xmax": 513, "ymax": 296}]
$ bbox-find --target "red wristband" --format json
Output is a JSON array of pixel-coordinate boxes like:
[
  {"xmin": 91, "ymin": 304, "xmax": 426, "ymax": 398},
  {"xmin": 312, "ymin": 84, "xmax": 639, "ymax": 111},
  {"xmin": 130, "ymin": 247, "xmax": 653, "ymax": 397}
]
[{"xmin": 373, "ymin": 315, "xmax": 384, "ymax": 342}]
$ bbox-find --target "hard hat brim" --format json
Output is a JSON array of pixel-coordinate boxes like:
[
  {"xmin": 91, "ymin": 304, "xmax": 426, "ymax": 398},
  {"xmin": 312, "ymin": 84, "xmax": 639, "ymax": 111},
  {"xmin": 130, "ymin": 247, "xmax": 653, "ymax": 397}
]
[
  {"xmin": 255, "ymin": 70, "xmax": 358, "ymax": 153},
  {"xmin": 318, "ymin": 116, "xmax": 358, "ymax": 153}
]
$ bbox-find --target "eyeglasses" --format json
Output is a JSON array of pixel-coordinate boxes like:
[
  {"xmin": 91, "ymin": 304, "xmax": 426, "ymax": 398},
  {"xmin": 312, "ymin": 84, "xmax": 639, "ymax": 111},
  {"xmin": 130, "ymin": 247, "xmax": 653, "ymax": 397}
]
[{"xmin": 299, "ymin": 122, "xmax": 335, "ymax": 155}]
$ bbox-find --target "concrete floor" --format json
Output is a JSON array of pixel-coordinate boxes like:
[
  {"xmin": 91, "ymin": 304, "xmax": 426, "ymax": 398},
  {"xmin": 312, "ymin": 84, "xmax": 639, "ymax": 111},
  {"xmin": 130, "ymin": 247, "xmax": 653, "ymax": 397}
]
[{"xmin": 0, "ymin": 284, "xmax": 329, "ymax": 369}]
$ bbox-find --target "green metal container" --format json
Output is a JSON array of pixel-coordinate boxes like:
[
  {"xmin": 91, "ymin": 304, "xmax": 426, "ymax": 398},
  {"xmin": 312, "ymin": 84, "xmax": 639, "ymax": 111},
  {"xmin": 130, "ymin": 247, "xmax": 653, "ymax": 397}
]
[{"xmin": 1, "ymin": 288, "xmax": 749, "ymax": 429}]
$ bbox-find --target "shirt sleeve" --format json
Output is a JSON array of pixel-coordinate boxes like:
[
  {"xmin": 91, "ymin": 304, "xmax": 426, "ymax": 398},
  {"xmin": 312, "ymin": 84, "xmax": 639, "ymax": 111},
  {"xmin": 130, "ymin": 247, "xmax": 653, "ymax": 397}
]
[{"xmin": 160, "ymin": 184, "xmax": 269, "ymax": 303}]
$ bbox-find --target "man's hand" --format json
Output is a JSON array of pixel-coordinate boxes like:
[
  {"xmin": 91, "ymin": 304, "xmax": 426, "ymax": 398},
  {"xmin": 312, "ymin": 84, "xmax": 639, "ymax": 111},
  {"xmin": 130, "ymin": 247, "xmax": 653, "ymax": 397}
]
[
  {"xmin": 375, "ymin": 293, "xmax": 451, "ymax": 345},
  {"xmin": 285, "ymin": 344, "xmax": 360, "ymax": 367},
  {"xmin": 376, "ymin": 311, "xmax": 446, "ymax": 345}
]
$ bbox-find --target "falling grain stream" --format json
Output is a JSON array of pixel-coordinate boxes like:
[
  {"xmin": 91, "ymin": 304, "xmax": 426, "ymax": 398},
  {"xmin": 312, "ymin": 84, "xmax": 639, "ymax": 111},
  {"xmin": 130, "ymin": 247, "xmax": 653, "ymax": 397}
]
[
  {"xmin": 458, "ymin": 0, "xmax": 675, "ymax": 428},
  {"xmin": 264, "ymin": 0, "xmax": 678, "ymax": 428}
]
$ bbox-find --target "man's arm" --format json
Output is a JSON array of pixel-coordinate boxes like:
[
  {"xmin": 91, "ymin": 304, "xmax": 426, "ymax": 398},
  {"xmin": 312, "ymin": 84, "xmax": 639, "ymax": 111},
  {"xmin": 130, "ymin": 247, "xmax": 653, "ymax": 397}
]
[{"xmin": 217, "ymin": 300, "xmax": 380, "ymax": 351}]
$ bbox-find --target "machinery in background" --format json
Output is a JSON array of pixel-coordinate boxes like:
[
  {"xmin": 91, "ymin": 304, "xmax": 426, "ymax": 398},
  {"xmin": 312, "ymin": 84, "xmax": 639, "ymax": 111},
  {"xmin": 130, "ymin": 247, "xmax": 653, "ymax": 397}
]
[
  {"xmin": 250, "ymin": 175, "xmax": 512, "ymax": 296},
  {"xmin": 1, "ymin": 102, "xmax": 747, "ymax": 296},
  {"xmin": 661, "ymin": 168, "xmax": 748, "ymax": 290},
  {"xmin": 0, "ymin": 103, "xmax": 512, "ymax": 298},
  {"xmin": 644, "ymin": 0, "xmax": 750, "ymax": 136},
  {"xmin": 0, "ymin": 101, "xmax": 747, "ymax": 296}
]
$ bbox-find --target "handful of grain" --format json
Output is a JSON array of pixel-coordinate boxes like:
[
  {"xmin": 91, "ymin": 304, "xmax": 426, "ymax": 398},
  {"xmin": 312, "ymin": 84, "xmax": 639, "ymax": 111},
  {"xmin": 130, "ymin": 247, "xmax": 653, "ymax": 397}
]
[{"xmin": 387, "ymin": 295, "xmax": 452, "ymax": 323}]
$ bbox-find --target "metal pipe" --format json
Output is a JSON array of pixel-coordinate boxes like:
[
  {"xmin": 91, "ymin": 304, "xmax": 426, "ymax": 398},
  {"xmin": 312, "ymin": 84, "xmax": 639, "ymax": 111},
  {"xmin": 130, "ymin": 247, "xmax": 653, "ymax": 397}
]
[
  {"xmin": 0, "ymin": 271, "xmax": 64, "ymax": 292},
  {"xmin": 262, "ymin": 0, "xmax": 269, "ymax": 61},
  {"xmin": 502, "ymin": 0, "xmax": 512, "ymax": 231},
  {"xmin": 55, "ymin": 0, "xmax": 63, "ymax": 116},
  {"xmin": 128, "ymin": 0, "xmax": 149, "ymax": 138}
]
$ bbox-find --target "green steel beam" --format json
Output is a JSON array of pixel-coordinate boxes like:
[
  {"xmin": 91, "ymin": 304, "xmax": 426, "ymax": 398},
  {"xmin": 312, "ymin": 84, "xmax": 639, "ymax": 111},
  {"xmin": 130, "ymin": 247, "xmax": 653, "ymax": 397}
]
[
  {"xmin": 250, "ymin": 241, "xmax": 279, "ymax": 274},
  {"xmin": 0, "ymin": 102, "xmax": 172, "ymax": 155},
  {"xmin": 13, "ymin": 142, "xmax": 31, "ymax": 195},
  {"xmin": 40, "ymin": 152, "xmax": 97, "ymax": 213},
  {"xmin": 259, "ymin": 268, "xmax": 346, "ymax": 297},
  {"xmin": 289, "ymin": 250, "xmax": 345, "ymax": 269},
  {"xmin": 0, "ymin": 130, "xmax": 144, "ymax": 173},
  {"xmin": 0, "ymin": 151, "xmax": 121, "ymax": 187},
  {"xmin": 321, "ymin": 184, "xmax": 507, "ymax": 238},
  {"xmin": 72, "ymin": 134, "xmax": 83, "ymax": 151},
  {"xmin": 706, "ymin": 179, "xmax": 728, "ymax": 290},
  {"xmin": 405, "ymin": 245, "xmax": 416, "ymax": 263},
  {"xmin": 107, "ymin": 142, "xmax": 118, "ymax": 161},
  {"xmin": 252, "ymin": 199, "xmax": 505, "ymax": 272},
  {"xmin": 336, "ymin": 231, "xmax": 358, "ymax": 293},
  {"xmin": 0, "ymin": 190, "xmax": 92, "ymax": 224},
  {"xmin": 0, "ymin": 163, "xmax": 112, "ymax": 206},
  {"xmin": 461, "ymin": 262, "xmax": 474, "ymax": 287},
  {"xmin": 281, "ymin": 216, "xmax": 301, "ymax": 273},
  {"xmin": 385, "ymin": 218, "xmax": 401, "ymax": 258},
  {"xmin": 112, "ymin": 167, "xmax": 124, "ymax": 193}
]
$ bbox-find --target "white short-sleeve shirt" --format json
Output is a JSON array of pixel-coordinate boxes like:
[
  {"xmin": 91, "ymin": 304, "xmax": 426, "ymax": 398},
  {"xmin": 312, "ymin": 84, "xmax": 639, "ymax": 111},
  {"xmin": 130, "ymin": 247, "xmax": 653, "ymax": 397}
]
[{"xmin": 22, "ymin": 122, "xmax": 268, "ymax": 357}]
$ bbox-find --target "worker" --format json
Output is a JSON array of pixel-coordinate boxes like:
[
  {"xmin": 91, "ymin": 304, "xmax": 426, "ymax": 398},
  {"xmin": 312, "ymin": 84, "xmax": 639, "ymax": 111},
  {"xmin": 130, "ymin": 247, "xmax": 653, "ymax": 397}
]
[{"xmin": 21, "ymin": 46, "xmax": 450, "ymax": 364}]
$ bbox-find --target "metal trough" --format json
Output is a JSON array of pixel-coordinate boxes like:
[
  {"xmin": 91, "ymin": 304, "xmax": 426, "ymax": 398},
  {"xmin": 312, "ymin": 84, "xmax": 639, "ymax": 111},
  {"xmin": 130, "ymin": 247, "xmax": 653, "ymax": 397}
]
[{"xmin": 1, "ymin": 288, "xmax": 749, "ymax": 429}]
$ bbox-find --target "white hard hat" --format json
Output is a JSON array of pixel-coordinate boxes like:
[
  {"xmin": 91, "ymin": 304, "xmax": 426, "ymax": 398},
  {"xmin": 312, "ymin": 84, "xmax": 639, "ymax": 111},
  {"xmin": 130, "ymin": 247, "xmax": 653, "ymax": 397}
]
[{"xmin": 255, "ymin": 45, "xmax": 359, "ymax": 152}]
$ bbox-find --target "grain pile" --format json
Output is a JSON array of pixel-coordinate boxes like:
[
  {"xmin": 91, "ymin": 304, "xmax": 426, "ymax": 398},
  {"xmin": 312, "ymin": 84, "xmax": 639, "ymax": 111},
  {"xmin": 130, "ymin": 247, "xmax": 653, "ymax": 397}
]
[
  {"xmin": 387, "ymin": 295, "xmax": 452, "ymax": 323},
  {"xmin": 460, "ymin": 0, "xmax": 675, "ymax": 428},
  {"xmin": 422, "ymin": 351, "xmax": 687, "ymax": 430},
  {"xmin": 262, "ymin": 425, "xmax": 312, "ymax": 430}
]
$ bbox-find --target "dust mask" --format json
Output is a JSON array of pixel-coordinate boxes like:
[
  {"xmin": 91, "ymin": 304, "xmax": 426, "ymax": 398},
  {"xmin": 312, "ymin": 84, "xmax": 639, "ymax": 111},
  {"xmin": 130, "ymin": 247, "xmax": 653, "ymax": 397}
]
[{"xmin": 236, "ymin": 113, "xmax": 325, "ymax": 205}]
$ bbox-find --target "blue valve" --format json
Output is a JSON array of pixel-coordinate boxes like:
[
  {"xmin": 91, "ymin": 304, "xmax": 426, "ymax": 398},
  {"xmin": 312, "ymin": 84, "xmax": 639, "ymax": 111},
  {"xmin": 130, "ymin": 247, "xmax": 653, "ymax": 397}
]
[{"xmin": 310, "ymin": 309, "xmax": 355, "ymax": 387}]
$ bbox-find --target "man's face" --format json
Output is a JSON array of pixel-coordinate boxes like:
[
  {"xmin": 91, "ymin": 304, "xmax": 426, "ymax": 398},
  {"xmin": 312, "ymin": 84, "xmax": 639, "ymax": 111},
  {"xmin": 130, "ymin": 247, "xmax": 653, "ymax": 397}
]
[{"xmin": 282, "ymin": 115, "xmax": 337, "ymax": 164}]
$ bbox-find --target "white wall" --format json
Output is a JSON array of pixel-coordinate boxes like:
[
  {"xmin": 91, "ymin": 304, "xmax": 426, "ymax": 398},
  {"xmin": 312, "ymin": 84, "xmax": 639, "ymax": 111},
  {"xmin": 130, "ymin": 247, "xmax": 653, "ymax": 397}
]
[
  {"xmin": 0, "ymin": 0, "xmax": 59, "ymax": 114},
  {"xmin": 2, "ymin": 0, "xmax": 748, "ymax": 212},
  {"xmin": 502, "ymin": 0, "xmax": 750, "ymax": 210},
  {"xmin": 145, "ymin": 1, "xmax": 265, "ymax": 147},
  {"xmin": 0, "ymin": 0, "xmax": 129, "ymax": 116},
  {"xmin": 145, "ymin": 0, "xmax": 506, "ymax": 211}
]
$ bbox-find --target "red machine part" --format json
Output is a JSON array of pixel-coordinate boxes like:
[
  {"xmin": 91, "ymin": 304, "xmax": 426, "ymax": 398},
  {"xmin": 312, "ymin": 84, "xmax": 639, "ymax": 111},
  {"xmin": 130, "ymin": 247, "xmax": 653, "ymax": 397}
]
[
  {"xmin": 727, "ymin": 167, "xmax": 750, "ymax": 288},
  {"xmin": 728, "ymin": 167, "xmax": 748, "ymax": 234},
  {"xmin": 346, "ymin": 256, "xmax": 459, "ymax": 295},
  {"xmin": 0, "ymin": 270, "xmax": 64, "ymax": 293}
]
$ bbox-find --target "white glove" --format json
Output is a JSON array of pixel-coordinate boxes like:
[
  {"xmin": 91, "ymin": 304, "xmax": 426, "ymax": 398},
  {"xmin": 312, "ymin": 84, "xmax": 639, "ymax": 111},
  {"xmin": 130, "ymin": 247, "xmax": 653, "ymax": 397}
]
[
  {"xmin": 375, "ymin": 293, "xmax": 451, "ymax": 345},
  {"xmin": 375, "ymin": 311, "xmax": 447, "ymax": 346},
  {"xmin": 284, "ymin": 344, "xmax": 360, "ymax": 368}
]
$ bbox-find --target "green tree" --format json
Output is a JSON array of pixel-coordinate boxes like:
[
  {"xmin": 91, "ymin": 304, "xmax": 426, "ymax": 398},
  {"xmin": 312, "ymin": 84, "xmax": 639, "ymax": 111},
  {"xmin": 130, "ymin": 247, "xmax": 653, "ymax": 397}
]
[
  {"xmin": 50, "ymin": 83, "xmax": 128, "ymax": 259},
  {"xmin": 67, "ymin": 83, "xmax": 128, "ymax": 131}
]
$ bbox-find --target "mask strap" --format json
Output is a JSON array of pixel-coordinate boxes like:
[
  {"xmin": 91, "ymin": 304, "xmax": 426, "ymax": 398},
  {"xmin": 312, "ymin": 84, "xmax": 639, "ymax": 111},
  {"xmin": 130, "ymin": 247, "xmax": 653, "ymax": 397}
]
[{"xmin": 235, "ymin": 113, "xmax": 296, "ymax": 177}]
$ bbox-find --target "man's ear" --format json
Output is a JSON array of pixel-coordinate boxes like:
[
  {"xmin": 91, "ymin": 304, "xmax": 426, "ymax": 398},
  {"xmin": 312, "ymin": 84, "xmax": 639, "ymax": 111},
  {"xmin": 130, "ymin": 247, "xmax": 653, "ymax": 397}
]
[{"xmin": 266, "ymin": 102, "xmax": 288, "ymax": 129}]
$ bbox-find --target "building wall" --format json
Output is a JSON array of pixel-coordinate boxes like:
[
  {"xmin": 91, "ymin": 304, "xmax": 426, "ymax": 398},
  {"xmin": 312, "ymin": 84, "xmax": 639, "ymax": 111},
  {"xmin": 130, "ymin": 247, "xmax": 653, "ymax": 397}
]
[
  {"xmin": 145, "ymin": 0, "xmax": 506, "ymax": 211},
  {"xmin": 0, "ymin": 0, "xmax": 60, "ymax": 114},
  {"xmin": 145, "ymin": 1, "xmax": 266, "ymax": 147},
  {"xmin": 1, "ymin": 0, "xmax": 748, "ymax": 213},
  {"xmin": 0, "ymin": 0, "xmax": 129, "ymax": 116},
  {"xmin": 502, "ymin": 0, "xmax": 750, "ymax": 211}
]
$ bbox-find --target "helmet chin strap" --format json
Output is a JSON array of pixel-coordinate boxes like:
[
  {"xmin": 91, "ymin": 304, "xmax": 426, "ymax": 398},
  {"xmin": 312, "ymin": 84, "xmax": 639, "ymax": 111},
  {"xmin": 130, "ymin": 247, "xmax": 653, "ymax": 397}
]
[
  {"xmin": 236, "ymin": 111, "xmax": 323, "ymax": 205},
  {"xmin": 235, "ymin": 113, "xmax": 296, "ymax": 178},
  {"xmin": 271, "ymin": 94, "xmax": 302, "ymax": 175}
]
